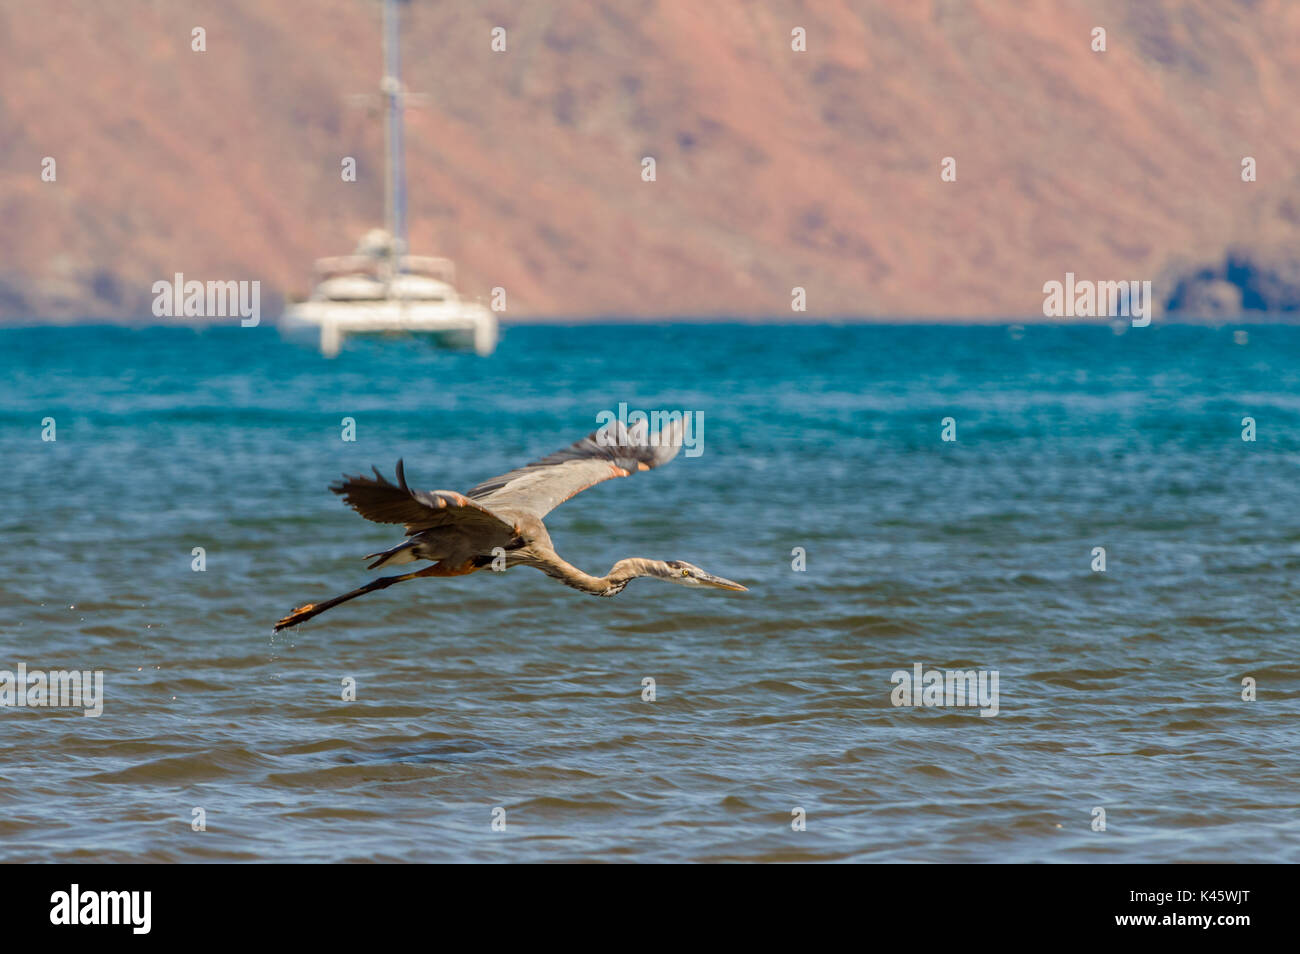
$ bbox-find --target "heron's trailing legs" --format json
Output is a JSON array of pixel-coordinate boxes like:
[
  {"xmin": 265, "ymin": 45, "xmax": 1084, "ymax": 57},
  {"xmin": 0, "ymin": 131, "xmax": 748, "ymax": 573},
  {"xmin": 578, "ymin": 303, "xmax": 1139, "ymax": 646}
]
[{"xmin": 273, "ymin": 560, "xmax": 476, "ymax": 631}]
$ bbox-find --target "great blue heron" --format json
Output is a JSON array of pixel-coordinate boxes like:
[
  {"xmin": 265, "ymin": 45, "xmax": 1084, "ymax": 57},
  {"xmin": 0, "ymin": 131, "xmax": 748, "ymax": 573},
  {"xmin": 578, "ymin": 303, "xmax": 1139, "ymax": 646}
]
[{"xmin": 274, "ymin": 419, "xmax": 747, "ymax": 630}]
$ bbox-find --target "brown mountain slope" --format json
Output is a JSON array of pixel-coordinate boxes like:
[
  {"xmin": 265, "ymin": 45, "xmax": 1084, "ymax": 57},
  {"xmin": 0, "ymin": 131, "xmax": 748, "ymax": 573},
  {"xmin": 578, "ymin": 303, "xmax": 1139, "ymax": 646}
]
[{"xmin": 2, "ymin": 0, "xmax": 1299, "ymax": 321}]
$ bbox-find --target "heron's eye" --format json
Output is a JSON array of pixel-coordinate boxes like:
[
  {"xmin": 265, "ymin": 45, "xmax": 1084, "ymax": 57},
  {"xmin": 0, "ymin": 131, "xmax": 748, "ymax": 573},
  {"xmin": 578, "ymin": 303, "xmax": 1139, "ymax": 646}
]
[{"xmin": 681, "ymin": 569, "xmax": 690, "ymax": 577}]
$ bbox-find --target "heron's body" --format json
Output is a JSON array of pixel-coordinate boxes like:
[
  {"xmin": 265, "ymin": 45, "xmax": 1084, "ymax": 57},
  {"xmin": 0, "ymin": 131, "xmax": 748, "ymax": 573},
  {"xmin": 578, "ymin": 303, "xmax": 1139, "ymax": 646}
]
[{"xmin": 274, "ymin": 419, "xmax": 746, "ymax": 630}]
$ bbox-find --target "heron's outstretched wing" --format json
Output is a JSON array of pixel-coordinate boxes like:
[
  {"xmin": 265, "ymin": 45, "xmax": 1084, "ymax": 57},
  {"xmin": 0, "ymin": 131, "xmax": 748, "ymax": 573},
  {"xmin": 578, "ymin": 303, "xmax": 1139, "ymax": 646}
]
[
  {"xmin": 466, "ymin": 417, "xmax": 686, "ymax": 519},
  {"xmin": 332, "ymin": 460, "xmax": 518, "ymax": 539}
]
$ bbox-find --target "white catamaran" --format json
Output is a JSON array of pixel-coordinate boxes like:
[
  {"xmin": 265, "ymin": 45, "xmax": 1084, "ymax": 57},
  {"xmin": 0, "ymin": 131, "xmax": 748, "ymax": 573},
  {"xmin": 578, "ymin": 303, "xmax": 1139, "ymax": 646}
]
[{"xmin": 280, "ymin": 0, "xmax": 498, "ymax": 357}]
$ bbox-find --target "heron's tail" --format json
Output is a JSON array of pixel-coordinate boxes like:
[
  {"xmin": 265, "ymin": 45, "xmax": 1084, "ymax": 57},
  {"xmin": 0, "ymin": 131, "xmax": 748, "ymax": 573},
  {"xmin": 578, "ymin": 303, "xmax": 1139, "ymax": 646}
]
[{"xmin": 365, "ymin": 538, "xmax": 420, "ymax": 569}]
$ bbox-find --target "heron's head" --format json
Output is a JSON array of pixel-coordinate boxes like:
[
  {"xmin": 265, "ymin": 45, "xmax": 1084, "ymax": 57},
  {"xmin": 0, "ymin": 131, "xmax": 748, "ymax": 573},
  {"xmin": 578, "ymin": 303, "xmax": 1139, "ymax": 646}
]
[{"xmin": 660, "ymin": 560, "xmax": 748, "ymax": 592}]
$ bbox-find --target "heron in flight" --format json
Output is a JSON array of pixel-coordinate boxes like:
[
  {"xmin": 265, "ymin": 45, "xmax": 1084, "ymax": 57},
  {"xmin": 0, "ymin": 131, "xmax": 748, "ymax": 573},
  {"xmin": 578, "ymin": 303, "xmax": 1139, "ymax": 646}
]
[{"xmin": 274, "ymin": 419, "xmax": 747, "ymax": 630}]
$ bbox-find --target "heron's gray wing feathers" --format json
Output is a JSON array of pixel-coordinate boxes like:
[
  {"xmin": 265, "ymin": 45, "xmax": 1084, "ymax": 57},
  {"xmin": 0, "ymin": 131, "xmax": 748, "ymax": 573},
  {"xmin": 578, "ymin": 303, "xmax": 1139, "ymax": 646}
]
[
  {"xmin": 466, "ymin": 418, "xmax": 685, "ymax": 518},
  {"xmin": 332, "ymin": 459, "xmax": 518, "ymax": 538}
]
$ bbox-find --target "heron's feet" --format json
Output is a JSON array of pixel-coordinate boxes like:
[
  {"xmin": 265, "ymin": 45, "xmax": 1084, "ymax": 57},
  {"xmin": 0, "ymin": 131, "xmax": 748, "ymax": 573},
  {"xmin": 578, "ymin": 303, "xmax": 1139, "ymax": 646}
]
[{"xmin": 274, "ymin": 603, "xmax": 316, "ymax": 631}]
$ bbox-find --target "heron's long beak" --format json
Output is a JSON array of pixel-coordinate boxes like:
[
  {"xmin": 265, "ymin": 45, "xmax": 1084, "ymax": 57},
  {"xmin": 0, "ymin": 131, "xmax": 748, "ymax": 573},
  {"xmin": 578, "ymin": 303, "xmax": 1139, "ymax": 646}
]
[{"xmin": 699, "ymin": 571, "xmax": 748, "ymax": 592}]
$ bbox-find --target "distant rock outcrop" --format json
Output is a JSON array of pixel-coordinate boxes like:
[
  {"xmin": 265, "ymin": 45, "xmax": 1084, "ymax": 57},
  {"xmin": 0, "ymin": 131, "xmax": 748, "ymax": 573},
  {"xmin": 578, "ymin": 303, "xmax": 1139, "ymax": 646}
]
[{"xmin": 1165, "ymin": 248, "xmax": 1300, "ymax": 318}]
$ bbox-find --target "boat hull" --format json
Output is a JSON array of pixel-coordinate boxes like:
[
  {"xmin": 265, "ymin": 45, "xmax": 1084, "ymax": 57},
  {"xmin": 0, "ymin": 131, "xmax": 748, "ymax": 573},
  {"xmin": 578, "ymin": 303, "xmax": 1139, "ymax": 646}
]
[{"xmin": 279, "ymin": 299, "xmax": 498, "ymax": 356}]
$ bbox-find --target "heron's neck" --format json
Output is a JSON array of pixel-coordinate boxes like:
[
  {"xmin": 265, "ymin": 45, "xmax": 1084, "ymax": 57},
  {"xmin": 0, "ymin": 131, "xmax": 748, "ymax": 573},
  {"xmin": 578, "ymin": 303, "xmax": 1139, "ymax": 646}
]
[
  {"xmin": 607, "ymin": 558, "xmax": 665, "ymax": 590},
  {"xmin": 533, "ymin": 552, "xmax": 663, "ymax": 596}
]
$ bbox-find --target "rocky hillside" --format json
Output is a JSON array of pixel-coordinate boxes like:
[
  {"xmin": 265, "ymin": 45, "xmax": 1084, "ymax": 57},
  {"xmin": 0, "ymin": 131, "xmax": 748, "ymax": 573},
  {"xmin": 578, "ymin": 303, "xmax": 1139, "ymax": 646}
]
[{"xmin": 2, "ymin": 0, "xmax": 1299, "ymax": 321}]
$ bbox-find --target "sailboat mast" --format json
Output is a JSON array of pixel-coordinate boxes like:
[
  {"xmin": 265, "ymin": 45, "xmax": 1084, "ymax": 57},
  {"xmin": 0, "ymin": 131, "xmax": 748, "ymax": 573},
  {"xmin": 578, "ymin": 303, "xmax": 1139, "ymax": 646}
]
[{"xmin": 381, "ymin": 0, "xmax": 407, "ymax": 271}]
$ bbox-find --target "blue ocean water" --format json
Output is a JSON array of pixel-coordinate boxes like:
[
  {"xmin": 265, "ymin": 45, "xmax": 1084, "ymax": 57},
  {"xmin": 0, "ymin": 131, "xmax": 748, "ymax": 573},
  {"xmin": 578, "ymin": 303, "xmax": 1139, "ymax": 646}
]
[{"xmin": 0, "ymin": 322, "xmax": 1297, "ymax": 862}]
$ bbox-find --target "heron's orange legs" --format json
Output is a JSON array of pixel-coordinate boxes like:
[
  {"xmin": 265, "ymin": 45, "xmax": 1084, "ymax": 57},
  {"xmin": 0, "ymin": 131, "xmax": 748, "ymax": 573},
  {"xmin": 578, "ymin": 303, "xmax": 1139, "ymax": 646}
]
[{"xmin": 273, "ymin": 559, "xmax": 479, "ymax": 630}]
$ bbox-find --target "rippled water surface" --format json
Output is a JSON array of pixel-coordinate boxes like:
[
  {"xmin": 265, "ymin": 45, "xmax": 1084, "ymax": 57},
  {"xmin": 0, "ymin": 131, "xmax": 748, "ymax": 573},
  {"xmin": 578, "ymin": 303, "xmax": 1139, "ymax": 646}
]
[{"xmin": 1, "ymin": 323, "xmax": 1298, "ymax": 862}]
